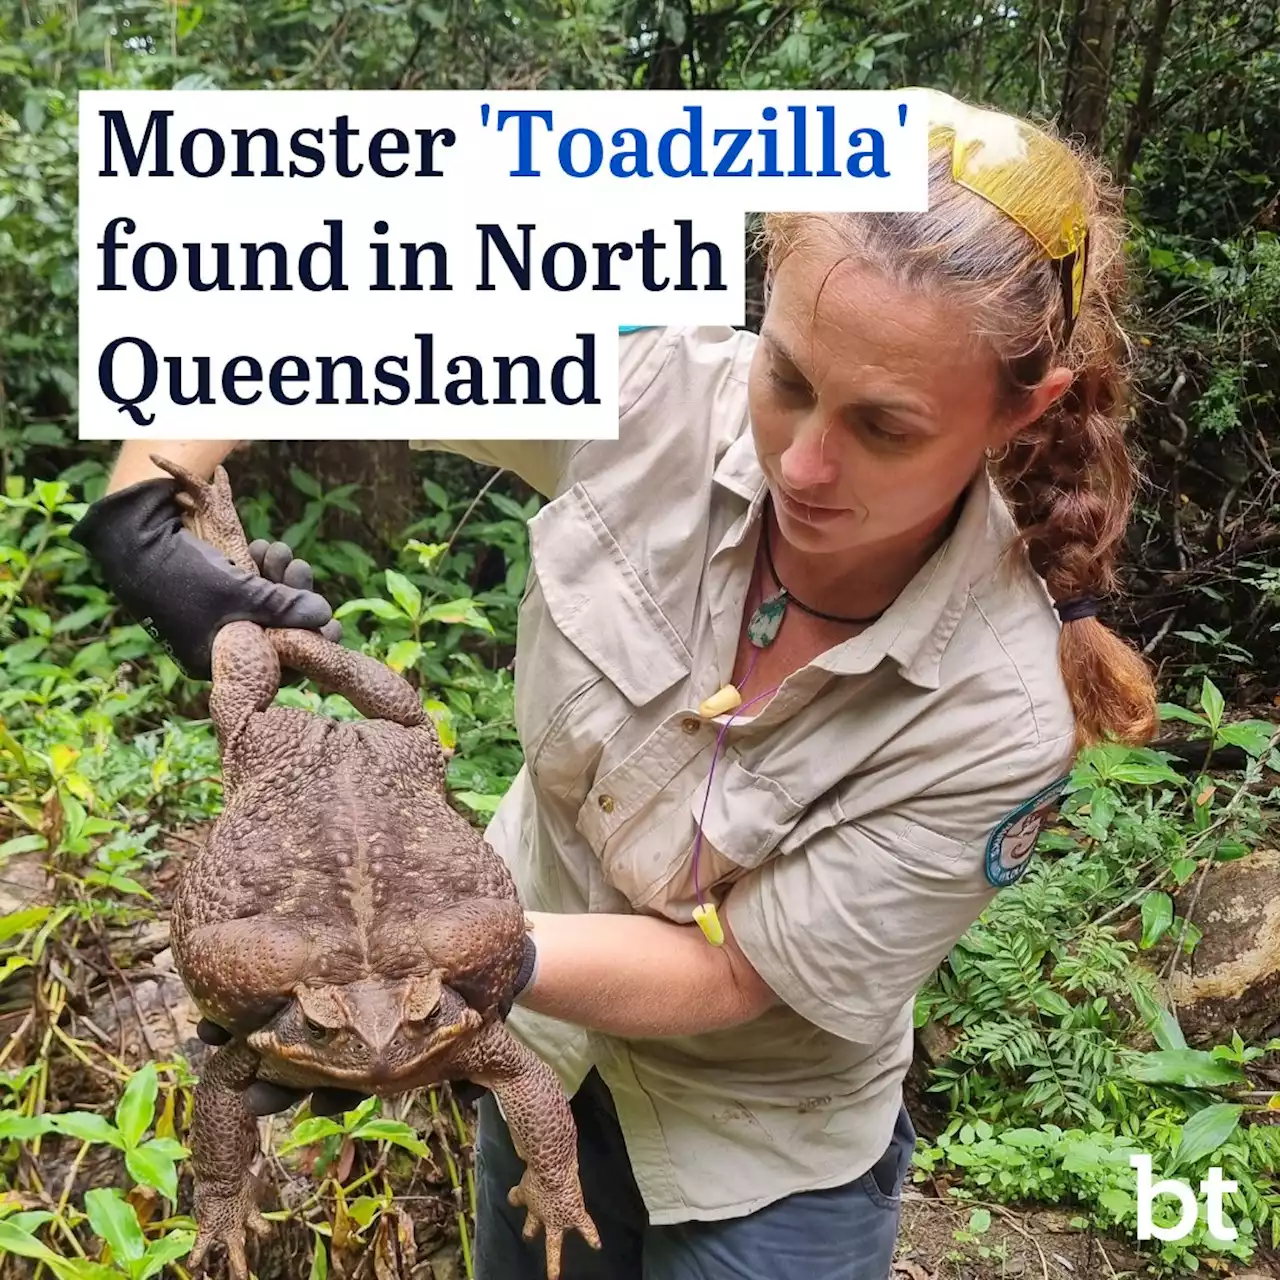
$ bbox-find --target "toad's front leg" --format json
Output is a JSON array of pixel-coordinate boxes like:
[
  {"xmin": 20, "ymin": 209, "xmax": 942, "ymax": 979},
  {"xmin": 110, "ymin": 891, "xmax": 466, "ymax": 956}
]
[
  {"xmin": 452, "ymin": 1022, "xmax": 600, "ymax": 1280},
  {"xmin": 187, "ymin": 1041, "xmax": 271, "ymax": 1280}
]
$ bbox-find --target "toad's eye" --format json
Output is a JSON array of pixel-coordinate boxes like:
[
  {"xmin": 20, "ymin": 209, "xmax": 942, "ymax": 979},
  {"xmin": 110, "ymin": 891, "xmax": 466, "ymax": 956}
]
[{"xmin": 304, "ymin": 1019, "xmax": 332, "ymax": 1044}]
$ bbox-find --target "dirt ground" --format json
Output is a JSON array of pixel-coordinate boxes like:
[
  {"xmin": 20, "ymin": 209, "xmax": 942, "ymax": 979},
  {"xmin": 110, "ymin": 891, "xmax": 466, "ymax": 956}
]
[{"xmin": 891, "ymin": 1189, "xmax": 1280, "ymax": 1280}]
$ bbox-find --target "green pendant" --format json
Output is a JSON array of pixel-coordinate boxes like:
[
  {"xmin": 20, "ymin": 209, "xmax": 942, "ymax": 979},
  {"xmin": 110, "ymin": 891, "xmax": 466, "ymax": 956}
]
[{"xmin": 747, "ymin": 591, "xmax": 788, "ymax": 647}]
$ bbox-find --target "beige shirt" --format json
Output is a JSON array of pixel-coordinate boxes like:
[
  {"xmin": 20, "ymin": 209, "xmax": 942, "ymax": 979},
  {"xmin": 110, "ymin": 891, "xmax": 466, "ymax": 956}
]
[{"xmin": 410, "ymin": 324, "xmax": 1076, "ymax": 1224}]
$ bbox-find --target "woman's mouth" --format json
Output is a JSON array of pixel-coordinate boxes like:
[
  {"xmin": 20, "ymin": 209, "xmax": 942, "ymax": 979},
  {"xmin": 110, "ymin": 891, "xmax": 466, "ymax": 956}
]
[{"xmin": 776, "ymin": 488, "xmax": 846, "ymax": 525}]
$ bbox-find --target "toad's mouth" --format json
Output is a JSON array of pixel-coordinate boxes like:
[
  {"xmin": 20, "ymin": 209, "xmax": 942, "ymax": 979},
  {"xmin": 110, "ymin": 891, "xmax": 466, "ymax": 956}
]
[{"xmin": 365, "ymin": 1018, "xmax": 473, "ymax": 1085}]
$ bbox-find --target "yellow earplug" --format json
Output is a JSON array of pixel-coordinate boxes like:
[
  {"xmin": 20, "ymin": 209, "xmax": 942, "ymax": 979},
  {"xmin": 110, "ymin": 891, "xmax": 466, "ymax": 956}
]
[
  {"xmin": 692, "ymin": 902, "xmax": 725, "ymax": 946},
  {"xmin": 697, "ymin": 684, "xmax": 741, "ymax": 719}
]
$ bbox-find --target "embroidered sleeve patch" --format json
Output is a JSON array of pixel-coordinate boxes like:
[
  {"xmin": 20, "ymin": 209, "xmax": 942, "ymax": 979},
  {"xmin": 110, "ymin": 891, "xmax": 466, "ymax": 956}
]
[{"xmin": 984, "ymin": 776, "xmax": 1070, "ymax": 888}]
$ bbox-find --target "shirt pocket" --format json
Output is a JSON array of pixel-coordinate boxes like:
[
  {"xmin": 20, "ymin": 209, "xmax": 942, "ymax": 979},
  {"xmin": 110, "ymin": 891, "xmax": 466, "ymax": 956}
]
[
  {"xmin": 695, "ymin": 756, "xmax": 848, "ymax": 869},
  {"xmin": 515, "ymin": 482, "xmax": 691, "ymax": 803},
  {"xmin": 582, "ymin": 750, "xmax": 848, "ymax": 918}
]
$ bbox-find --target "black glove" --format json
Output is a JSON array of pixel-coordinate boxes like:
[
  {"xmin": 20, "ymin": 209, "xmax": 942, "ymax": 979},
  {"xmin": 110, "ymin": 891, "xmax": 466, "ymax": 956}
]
[{"xmin": 71, "ymin": 477, "xmax": 340, "ymax": 680}]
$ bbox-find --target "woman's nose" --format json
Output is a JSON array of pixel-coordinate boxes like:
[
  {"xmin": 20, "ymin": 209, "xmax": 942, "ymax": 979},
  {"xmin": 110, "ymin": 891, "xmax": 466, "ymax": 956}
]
[{"xmin": 779, "ymin": 419, "xmax": 840, "ymax": 492}]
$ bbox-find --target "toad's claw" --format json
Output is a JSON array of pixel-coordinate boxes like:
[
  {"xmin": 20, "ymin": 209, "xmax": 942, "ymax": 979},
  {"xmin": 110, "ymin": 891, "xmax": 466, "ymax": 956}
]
[
  {"xmin": 187, "ymin": 1193, "xmax": 270, "ymax": 1280},
  {"xmin": 508, "ymin": 1168, "xmax": 601, "ymax": 1280}
]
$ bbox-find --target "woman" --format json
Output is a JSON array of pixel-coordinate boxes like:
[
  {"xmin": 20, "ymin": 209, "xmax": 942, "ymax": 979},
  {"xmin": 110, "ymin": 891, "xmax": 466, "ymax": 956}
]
[{"xmin": 74, "ymin": 89, "xmax": 1157, "ymax": 1280}]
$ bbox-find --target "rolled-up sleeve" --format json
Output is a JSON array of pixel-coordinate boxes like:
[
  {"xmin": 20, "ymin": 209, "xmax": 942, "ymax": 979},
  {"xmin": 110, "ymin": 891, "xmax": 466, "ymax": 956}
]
[{"xmin": 724, "ymin": 740, "xmax": 1074, "ymax": 1045}]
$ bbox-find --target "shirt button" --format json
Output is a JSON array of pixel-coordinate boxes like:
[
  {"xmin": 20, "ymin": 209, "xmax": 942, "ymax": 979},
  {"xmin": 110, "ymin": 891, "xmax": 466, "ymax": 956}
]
[
  {"xmin": 598, "ymin": 794, "xmax": 615, "ymax": 813},
  {"xmin": 681, "ymin": 717, "xmax": 701, "ymax": 734}
]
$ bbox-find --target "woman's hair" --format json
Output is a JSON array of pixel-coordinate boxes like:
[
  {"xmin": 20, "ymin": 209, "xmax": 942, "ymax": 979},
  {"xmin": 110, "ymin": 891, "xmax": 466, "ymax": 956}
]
[{"xmin": 755, "ymin": 100, "xmax": 1158, "ymax": 750}]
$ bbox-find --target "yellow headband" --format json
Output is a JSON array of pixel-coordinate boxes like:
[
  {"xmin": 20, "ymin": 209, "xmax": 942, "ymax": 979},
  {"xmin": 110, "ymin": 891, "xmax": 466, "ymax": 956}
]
[{"xmin": 918, "ymin": 89, "xmax": 1089, "ymax": 339}]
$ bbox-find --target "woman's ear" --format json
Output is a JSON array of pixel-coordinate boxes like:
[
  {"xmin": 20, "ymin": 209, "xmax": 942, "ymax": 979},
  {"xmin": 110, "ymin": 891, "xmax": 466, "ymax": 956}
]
[{"xmin": 996, "ymin": 365, "xmax": 1075, "ymax": 445}]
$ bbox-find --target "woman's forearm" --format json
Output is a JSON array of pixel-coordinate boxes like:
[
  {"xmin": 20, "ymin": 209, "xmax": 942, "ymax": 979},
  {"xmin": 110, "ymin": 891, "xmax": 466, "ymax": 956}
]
[
  {"xmin": 516, "ymin": 909, "xmax": 779, "ymax": 1039},
  {"xmin": 107, "ymin": 439, "xmax": 241, "ymax": 492}
]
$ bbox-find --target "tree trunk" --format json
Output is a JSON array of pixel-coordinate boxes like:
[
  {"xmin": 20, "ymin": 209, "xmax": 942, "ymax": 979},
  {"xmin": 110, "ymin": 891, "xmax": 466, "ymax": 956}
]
[
  {"xmin": 1118, "ymin": 0, "xmax": 1176, "ymax": 184},
  {"xmin": 249, "ymin": 440, "xmax": 419, "ymax": 553},
  {"xmin": 1060, "ymin": 0, "xmax": 1120, "ymax": 149}
]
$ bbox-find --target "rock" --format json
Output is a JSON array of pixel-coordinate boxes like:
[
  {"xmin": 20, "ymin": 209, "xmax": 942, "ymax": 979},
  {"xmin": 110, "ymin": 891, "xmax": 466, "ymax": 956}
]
[
  {"xmin": 79, "ymin": 951, "xmax": 204, "ymax": 1065},
  {"xmin": 916, "ymin": 1019, "xmax": 963, "ymax": 1065},
  {"xmin": 0, "ymin": 850, "xmax": 51, "ymax": 915},
  {"xmin": 1165, "ymin": 849, "xmax": 1280, "ymax": 1045}
]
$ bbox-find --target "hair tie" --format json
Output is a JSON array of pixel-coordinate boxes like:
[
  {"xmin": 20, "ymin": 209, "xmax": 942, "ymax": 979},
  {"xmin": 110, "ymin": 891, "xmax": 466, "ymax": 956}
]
[{"xmin": 1055, "ymin": 596, "xmax": 1099, "ymax": 623}]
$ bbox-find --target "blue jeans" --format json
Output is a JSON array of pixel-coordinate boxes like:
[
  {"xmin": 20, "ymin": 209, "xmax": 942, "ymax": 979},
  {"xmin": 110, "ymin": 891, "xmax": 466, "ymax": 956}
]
[{"xmin": 473, "ymin": 1068, "xmax": 916, "ymax": 1280}]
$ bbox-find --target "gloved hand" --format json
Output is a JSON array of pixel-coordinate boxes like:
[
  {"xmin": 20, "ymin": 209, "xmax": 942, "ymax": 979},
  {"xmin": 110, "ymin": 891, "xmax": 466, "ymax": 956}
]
[{"xmin": 71, "ymin": 477, "xmax": 341, "ymax": 680}]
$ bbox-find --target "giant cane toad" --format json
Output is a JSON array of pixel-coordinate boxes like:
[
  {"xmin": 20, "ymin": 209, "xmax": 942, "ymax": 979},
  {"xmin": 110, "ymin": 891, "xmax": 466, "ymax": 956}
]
[{"xmin": 155, "ymin": 457, "xmax": 599, "ymax": 1279}]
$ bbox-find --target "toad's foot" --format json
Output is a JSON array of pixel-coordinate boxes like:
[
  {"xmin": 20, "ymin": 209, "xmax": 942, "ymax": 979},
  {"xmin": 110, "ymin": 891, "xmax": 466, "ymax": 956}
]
[
  {"xmin": 508, "ymin": 1162, "xmax": 601, "ymax": 1280},
  {"xmin": 188, "ymin": 1188, "xmax": 270, "ymax": 1280},
  {"xmin": 149, "ymin": 455, "xmax": 256, "ymax": 572}
]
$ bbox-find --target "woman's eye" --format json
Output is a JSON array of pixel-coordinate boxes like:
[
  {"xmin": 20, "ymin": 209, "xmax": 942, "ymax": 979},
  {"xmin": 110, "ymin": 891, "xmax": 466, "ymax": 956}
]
[
  {"xmin": 863, "ymin": 420, "xmax": 910, "ymax": 445},
  {"xmin": 767, "ymin": 366, "xmax": 811, "ymax": 398}
]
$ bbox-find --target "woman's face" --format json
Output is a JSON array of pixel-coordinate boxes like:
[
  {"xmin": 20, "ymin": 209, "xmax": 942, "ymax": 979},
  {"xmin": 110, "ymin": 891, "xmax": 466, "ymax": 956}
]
[{"xmin": 748, "ymin": 241, "xmax": 1049, "ymax": 560}]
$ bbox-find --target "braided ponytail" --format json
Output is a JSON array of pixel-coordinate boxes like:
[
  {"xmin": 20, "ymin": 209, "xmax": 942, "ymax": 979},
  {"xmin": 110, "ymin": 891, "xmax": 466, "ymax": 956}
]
[{"xmin": 758, "ymin": 98, "xmax": 1158, "ymax": 750}]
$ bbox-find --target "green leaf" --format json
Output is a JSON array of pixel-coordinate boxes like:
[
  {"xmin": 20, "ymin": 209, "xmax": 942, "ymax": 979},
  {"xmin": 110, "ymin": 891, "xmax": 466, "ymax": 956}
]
[
  {"xmin": 1144, "ymin": 995, "xmax": 1187, "ymax": 1053},
  {"xmin": 141, "ymin": 1137, "xmax": 188, "ymax": 1160},
  {"xmin": 115, "ymin": 1063, "xmax": 158, "ymax": 1149},
  {"xmin": 1157, "ymin": 704, "xmax": 1208, "ymax": 727},
  {"xmin": 49, "ymin": 1112, "xmax": 124, "ymax": 1149},
  {"xmin": 125, "ymin": 1145, "xmax": 178, "ymax": 1201},
  {"xmin": 0, "ymin": 906, "xmax": 52, "ymax": 944},
  {"xmin": 1108, "ymin": 762, "xmax": 1185, "ymax": 787},
  {"xmin": 0, "ymin": 1220, "xmax": 114, "ymax": 1277},
  {"xmin": 0, "ymin": 1113, "xmax": 54, "ymax": 1141},
  {"xmin": 1216, "ymin": 722, "xmax": 1276, "ymax": 756},
  {"xmin": 1099, "ymin": 1187, "xmax": 1135, "ymax": 1218},
  {"xmin": 384, "ymin": 640, "xmax": 423, "ymax": 673},
  {"xmin": 352, "ymin": 1118, "xmax": 429, "ymax": 1157},
  {"xmin": 968, "ymin": 1208, "xmax": 992, "ymax": 1233},
  {"xmin": 0, "ymin": 1218, "xmax": 64, "ymax": 1264},
  {"xmin": 1175, "ymin": 1103, "xmax": 1243, "ymax": 1167},
  {"xmin": 278, "ymin": 1116, "xmax": 345, "ymax": 1154},
  {"xmin": 51, "ymin": 603, "xmax": 113, "ymax": 635},
  {"xmin": 333, "ymin": 597, "xmax": 405, "ymax": 622},
  {"xmin": 1127, "ymin": 1049, "xmax": 1245, "ymax": 1088},
  {"xmin": 348, "ymin": 1195, "xmax": 383, "ymax": 1229},
  {"xmin": 1141, "ymin": 892, "xmax": 1174, "ymax": 949},
  {"xmin": 137, "ymin": 1230, "xmax": 195, "ymax": 1280},
  {"xmin": 405, "ymin": 539, "xmax": 448, "ymax": 570},
  {"xmin": 1212, "ymin": 840, "xmax": 1250, "ymax": 862},
  {"xmin": 83, "ymin": 1188, "xmax": 146, "ymax": 1263},
  {"xmin": 425, "ymin": 699, "xmax": 457, "ymax": 752},
  {"xmin": 309, "ymin": 1240, "xmax": 329, "ymax": 1280},
  {"xmin": 290, "ymin": 466, "xmax": 323, "ymax": 499},
  {"xmin": 1033, "ymin": 989, "xmax": 1073, "ymax": 1018},
  {"xmin": 384, "ymin": 570, "xmax": 422, "ymax": 621},
  {"xmin": 422, "ymin": 598, "xmax": 493, "ymax": 634},
  {"xmin": 1201, "ymin": 677, "xmax": 1225, "ymax": 730},
  {"xmin": 452, "ymin": 790, "xmax": 503, "ymax": 816}
]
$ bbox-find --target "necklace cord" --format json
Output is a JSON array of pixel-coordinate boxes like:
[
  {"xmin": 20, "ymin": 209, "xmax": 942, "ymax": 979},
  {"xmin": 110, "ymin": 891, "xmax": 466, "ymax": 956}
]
[{"xmin": 761, "ymin": 496, "xmax": 888, "ymax": 627}]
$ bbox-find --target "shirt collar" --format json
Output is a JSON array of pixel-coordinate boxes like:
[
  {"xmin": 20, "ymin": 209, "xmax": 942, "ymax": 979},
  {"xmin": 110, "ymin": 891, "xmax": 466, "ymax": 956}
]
[{"xmin": 712, "ymin": 431, "xmax": 1011, "ymax": 691}]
